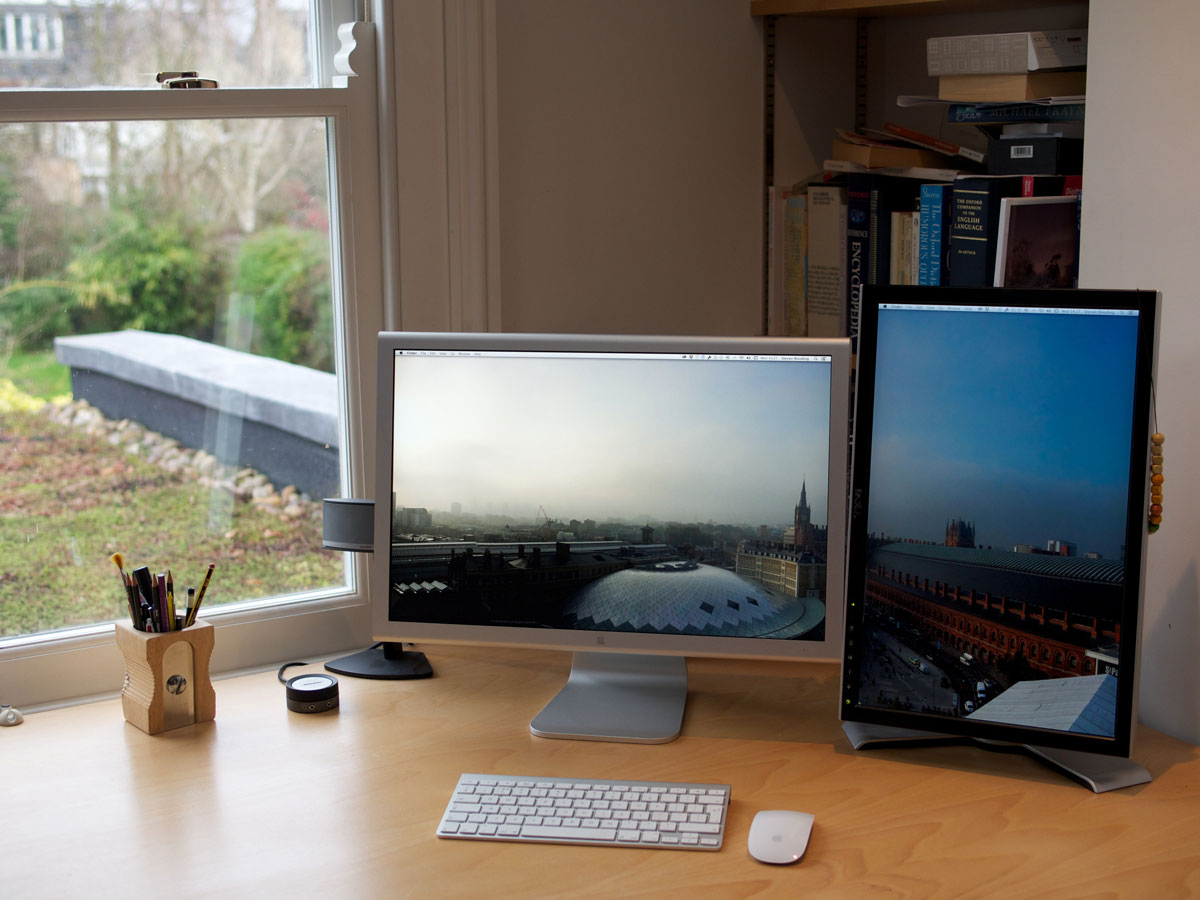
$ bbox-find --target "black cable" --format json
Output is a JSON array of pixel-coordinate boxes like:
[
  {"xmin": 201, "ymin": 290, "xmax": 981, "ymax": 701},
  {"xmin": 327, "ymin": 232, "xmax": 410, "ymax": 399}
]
[{"xmin": 278, "ymin": 661, "xmax": 310, "ymax": 684}]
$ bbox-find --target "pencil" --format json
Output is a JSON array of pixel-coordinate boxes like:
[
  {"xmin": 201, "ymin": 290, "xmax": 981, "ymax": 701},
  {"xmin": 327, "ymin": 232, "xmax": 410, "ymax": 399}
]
[
  {"xmin": 187, "ymin": 563, "xmax": 215, "ymax": 627},
  {"xmin": 110, "ymin": 553, "xmax": 137, "ymax": 627},
  {"xmin": 125, "ymin": 573, "xmax": 142, "ymax": 630},
  {"xmin": 157, "ymin": 574, "xmax": 169, "ymax": 632},
  {"xmin": 133, "ymin": 567, "xmax": 155, "ymax": 631}
]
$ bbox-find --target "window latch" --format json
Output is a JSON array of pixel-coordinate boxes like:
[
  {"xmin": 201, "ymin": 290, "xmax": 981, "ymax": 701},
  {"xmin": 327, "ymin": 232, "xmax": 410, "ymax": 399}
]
[{"xmin": 156, "ymin": 71, "xmax": 219, "ymax": 89}]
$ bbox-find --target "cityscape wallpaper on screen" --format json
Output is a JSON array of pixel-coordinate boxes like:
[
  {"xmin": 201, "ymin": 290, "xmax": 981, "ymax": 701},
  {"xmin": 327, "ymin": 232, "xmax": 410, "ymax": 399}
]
[
  {"xmin": 856, "ymin": 306, "xmax": 1141, "ymax": 738},
  {"xmin": 386, "ymin": 351, "xmax": 834, "ymax": 642}
]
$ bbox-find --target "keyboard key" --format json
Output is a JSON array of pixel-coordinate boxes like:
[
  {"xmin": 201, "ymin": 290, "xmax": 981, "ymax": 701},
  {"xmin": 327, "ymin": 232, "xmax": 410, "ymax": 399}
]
[{"xmin": 526, "ymin": 824, "xmax": 620, "ymax": 842}]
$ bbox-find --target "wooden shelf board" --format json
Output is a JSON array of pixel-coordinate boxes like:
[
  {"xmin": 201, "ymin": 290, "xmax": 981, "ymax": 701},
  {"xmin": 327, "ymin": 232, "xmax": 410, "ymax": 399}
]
[{"xmin": 751, "ymin": 0, "xmax": 1067, "ymax": 16}]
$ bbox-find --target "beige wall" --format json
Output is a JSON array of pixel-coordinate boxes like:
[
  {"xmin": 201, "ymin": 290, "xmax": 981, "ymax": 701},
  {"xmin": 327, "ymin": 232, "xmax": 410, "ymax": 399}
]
[
  {"xmin": 492, "ymin": 0, "xmax": 765, "ymax": 335},
  {"xmin": 1081, "ymin": 0, "xmax": 1200, "ymax": 745}
]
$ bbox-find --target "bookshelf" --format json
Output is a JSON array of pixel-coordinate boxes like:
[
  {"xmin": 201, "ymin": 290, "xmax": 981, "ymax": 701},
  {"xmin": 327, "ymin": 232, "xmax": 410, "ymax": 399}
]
[
  {"xmin": 753, "ymin": 0, "xmax": 1200, "ymax": 757},
  {"xmin": 759, "ymin": 1, "xmax": 1089, "ymax": 183},
  {"xmin": 756, "ymin": 0, "xmax": 1089, "ymax": 331},
  {"xmin": 751, "ymin": 0, "xmax": 1069, "ymax": 17}
]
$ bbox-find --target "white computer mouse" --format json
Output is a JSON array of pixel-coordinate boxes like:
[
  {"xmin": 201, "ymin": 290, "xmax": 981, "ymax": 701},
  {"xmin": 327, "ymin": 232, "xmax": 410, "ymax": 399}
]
[{"xmin": 747, "ymin": 809, "xmax": 815, "ymax": 865}]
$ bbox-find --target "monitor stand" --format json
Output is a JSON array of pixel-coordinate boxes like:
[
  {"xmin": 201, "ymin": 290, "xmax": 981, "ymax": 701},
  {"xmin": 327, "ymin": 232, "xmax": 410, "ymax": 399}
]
[
  {"xmin": 324, "ymin": 641, "xmax": 433, "ymax": 680},
  {"xmin": 842, "ymin": 721, "xmax": 1152, "ymax": 794},
  {"xmin": 530, "ymin": 652, "xmax": 687, "ymax": 744}
]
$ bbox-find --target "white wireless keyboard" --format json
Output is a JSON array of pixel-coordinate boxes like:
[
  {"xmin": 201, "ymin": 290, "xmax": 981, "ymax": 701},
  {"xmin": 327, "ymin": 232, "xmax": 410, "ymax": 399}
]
[{"xmin": 436, "ymin": 773, "xmax": 730, "ymax": 851}]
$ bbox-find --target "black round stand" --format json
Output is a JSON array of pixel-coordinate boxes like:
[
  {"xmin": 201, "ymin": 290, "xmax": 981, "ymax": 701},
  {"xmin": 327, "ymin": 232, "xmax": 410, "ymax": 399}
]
[{"xmin": 324, "ymin": 641, "xmax": 434, "ymax": 680}]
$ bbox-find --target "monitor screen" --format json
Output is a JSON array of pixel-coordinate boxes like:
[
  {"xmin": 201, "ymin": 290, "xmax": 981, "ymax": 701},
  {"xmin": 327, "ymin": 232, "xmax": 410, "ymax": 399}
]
[
  {"xmin": 370, "ymin": 332, "xmax": 851, "ymax": 741},
  {"xmin": 841, "ymin": 287, "xmax": 1160, "ymax": 759}
]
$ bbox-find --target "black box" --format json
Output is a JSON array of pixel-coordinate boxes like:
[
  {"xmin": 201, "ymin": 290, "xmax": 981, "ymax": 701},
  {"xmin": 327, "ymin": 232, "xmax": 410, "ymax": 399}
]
[{"xmin": 987, "ymin": 136, "xmax": 1083, "ymax": 175}]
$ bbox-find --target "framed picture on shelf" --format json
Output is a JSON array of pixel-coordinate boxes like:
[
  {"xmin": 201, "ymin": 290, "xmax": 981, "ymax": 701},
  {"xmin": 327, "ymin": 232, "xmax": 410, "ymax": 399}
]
[{"xmin": 994, "ymin": 195, "xmax": 1080, "ymax": 289}]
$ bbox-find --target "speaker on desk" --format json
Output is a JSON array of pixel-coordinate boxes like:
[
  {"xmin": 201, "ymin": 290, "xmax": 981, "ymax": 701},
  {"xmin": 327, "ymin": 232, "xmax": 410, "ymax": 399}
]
[
  {"xmin": 321, "ymin": 497, "xmax": 375, "ymax": 551},
  {"xmin": 321, "ymin": 498, "xmax": 433, "ymax": 681}
]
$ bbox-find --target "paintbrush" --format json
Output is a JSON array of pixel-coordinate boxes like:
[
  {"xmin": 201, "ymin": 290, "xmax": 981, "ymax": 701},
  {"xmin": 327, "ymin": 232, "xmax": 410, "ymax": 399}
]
[{"xmin": 110, "ymin": 552, "xmax": 140, "ymax": 628}]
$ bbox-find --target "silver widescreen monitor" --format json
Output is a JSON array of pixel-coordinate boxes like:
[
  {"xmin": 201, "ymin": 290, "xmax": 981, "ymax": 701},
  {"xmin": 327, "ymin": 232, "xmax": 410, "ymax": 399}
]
[
  {"xmin": 841, "ymin": 286, "xmax": 1160, "ymax": 791},
  {"xmin": 372, "ymin": 332, "xmax": 851, "ymax": 742}
]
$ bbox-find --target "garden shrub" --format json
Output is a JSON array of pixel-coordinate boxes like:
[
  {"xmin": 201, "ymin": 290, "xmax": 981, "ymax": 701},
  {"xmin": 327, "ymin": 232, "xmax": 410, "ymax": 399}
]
[{"xmin": 232, "ymin": 225, "xmax": 333, "ymax": 372}]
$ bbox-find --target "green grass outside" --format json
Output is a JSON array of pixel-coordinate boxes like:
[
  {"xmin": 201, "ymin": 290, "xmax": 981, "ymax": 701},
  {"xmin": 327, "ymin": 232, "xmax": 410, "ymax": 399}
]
[
  {"xmin": 0, "ymin": 386, "xmax": 345, "ymax": 638},
  {"xmin": 0, "ymin": 349, "xmax": 72, "ymax": 400}
]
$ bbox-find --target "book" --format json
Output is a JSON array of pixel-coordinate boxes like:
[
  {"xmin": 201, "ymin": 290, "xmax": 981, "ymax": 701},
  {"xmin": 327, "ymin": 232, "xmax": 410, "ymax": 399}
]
[
  {"xmin": 987, "ymin": 136, "xmax": 1084, "ymax": 175},
  {"xmin": 783, "ymin": 190, "xmax": 808, "ymax": 336},
  {"xmin": 948, "ymin": 174, "xmax": 1067, "ymax": 286},
  {"xmin": 889, "ymin": 210, "xmax": 919, "ymax": 285},
  {"xmin": 845, "ymin": 173, "xmax": 871, "ymax": 353},
  {"xmin": 804, "ymin": 183, "xmax": 847, "ymax": 338},
  {"xmin": 945, "ymin": 101, "xmax": 1085, "ymax": 125},
  {"xmin": 832, "ymin": 131, "xmax": 948, "ymax": 169},
  {"xmin": 767, "ymin": 185, "xmax": 786, "ymax": 335},
  {"xmin": 822, "ymin": 158, "xmax": 960, "ymax": 183},
  {"xmin": 927, "ymin": 29, "xmax": 1088, "ymax": 77},
  {"xmin": 938, "ymin": 70, "xmax": 1087, "ymax": 103},
  {"xmin": 1000, "ymin": 122, "xmax": 1085, "ymax": 139},
  {"xmin": 993, "ymin": 195, "xmax": 1080, "ymax": 288},
  {"xmin": 890, "ymin": 212, "xmax": 905, "ymax": 285},
  {"xmin": 1019, "ymin": 174, "xmax": 1066, "ymax": 196},
  {"xmin": 908, "ymin": 210, "xmax": 920, "ymax": 285},
  {"xmin": 876, "ymin": 122, "xmax": 985, "ymax": 165},
  {"xmin": 864, "ymin": 174, "xmax": 925, "ymax": 287},
  {"xmin": 917, "ymin": 182, "xmax": 952, "ymax": 286}
]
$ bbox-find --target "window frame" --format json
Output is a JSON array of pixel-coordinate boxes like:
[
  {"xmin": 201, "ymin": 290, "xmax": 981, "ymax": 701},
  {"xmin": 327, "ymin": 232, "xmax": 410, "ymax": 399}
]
[{"xmin": 0, "ymin": 9, "xmax": 388, "ymax": 709}]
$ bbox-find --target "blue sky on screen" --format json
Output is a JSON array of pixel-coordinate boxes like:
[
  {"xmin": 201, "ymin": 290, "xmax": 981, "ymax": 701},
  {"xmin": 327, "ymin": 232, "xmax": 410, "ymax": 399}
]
[
  {"xmin": 392, "ymin": 352, "xmax": 832, "ymax": 528},
  {"xmin": 867, "ymin": 306, "xmax": 1139, "ymax": 559}
]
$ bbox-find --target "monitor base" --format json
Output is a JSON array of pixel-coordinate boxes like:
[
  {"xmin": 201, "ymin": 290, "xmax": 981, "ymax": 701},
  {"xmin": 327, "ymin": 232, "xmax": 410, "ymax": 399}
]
[
  {"xmin": 530, "ymin": 652, "xmax": 687, "ymax": 744},
  {"xmin": 842, "ymin": 721, "xmax": 1151, "ymax": 793},
  {"xmin": 324, "ymin": 641, "xmax": 433, "ymax": 680}
]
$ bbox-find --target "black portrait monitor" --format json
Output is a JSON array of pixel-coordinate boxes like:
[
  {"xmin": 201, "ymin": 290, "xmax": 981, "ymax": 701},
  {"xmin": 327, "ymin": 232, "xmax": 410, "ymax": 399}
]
[
  {"xmin": 371, "ymin": 331, "xmax": 851, "ymax": 743},
  {"xmin": 841, "ymin": 286, "xmax": 1161, "ymax": 792}
]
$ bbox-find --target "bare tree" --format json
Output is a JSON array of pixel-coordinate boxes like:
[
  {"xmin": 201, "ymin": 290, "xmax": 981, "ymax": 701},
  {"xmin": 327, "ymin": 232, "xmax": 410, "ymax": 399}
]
[{"xmin": 7, "ymin": 1, "xmax": 323, "ymax": 236}]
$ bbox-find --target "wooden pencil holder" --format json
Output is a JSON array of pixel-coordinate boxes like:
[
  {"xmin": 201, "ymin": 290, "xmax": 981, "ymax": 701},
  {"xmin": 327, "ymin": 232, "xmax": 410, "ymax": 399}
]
[{"xmin": 115, "ymin": 619, "xmax": 216, "ymax": 734}]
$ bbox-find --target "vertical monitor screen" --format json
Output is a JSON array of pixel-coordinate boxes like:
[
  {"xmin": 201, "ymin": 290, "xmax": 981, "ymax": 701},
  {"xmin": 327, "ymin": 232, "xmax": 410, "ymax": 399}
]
[
  {"xmin": 375, "ymin": 333, "xmax": 850, "ymax": 661},
  {"xmin": 842, "ymin": 287, "xmax": 1158, "ymax": 756}
]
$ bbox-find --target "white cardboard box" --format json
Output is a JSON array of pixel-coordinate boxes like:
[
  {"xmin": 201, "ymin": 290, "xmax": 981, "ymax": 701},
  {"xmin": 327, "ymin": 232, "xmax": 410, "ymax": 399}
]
[{"xmin": 927, "ymin": 30, "xmax": 1088, "ymax": 77}]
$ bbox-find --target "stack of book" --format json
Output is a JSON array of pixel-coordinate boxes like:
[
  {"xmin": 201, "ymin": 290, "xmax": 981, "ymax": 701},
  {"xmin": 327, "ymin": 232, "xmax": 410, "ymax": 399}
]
[
  {"xmin": 768, "ymin": 123, "xmax": 976, "ymax": 338},
  {"xmin": 768, "ymin": 28, "xmax": 1088, "ymax": 341},
  {"xmin": 930, "ymin": 28, "xmax": 1087, "ymax": 177},
  {"xmin": 770, "ymin": 123, "xmax": 1081, "ymax": 344}
]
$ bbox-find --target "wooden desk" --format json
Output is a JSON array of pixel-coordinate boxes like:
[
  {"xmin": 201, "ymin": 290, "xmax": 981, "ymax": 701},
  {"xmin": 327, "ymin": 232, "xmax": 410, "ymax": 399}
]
[{"xmin": 7, "ymin": 646, "xmax": 1200, "ymax": 898}]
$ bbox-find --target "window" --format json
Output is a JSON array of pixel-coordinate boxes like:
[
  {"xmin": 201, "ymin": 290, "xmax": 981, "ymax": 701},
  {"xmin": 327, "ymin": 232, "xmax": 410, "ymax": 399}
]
[
  {"xmin": 0, "ymin": 9, "xmax": 64, "ymax": 60},
  {"xmin": 0, "ymin": 1, "xmax": 390, "ymax": 708}
]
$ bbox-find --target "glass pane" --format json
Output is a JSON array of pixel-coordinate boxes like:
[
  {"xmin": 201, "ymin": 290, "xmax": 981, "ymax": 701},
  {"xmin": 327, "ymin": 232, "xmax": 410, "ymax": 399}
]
[
  {"xmin": 0, "ymin": 1, "xmax": 314, "ymax": 89},
  {"xmin": 0, "ymin": 116, "xmax": 347, "ymax": 640}
]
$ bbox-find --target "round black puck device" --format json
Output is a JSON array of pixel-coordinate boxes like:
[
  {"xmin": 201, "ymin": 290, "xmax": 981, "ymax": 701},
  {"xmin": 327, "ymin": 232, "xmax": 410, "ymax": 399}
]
[{"xmin": 279, "ymin": 663, "xmax": 339, "ymax": 713}]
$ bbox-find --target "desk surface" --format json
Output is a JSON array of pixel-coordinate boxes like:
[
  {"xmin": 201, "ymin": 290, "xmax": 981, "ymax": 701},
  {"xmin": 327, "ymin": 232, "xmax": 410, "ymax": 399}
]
[{"xmin": 7, "ymin": 645, "xmax": 1200, "ymax": 898}]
